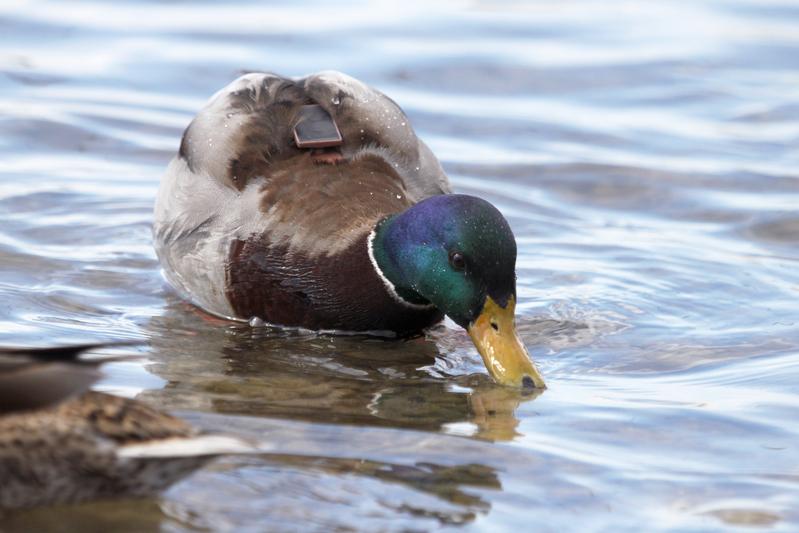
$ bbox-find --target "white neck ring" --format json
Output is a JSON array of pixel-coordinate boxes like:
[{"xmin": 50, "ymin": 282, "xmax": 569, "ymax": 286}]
[{"xmin": 366, "ymin": 229, "xmax": 436, "ymax": 311}]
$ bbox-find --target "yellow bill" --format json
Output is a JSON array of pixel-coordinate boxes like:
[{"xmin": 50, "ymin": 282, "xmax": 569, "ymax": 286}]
[{"xmin": 467, "ymin": 295, "xmax": 546, "ymax": 389}]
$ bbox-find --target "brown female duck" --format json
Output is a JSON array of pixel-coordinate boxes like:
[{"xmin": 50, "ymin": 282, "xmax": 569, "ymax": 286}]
[
  {"xmin": 0, "ymin": 343, "xmax": 253, "ymax": 509},
  {"xmin": 153, "ymin": 71, "xmax": 544, "ymax": 388}
]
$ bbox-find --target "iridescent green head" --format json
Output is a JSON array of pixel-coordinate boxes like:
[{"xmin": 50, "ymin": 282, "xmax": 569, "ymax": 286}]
[{"xmin": 371, "ymin": 194, "xmax": 545, "ymax": 389}]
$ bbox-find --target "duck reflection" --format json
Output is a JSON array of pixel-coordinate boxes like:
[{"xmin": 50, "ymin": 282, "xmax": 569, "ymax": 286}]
[
  {"xmin": 142, "ymin": 297, "xmax": 541, "ymax": 442},
  {"xmin": 1, "ymin": 499, "xmax": 166, "ymax": 531},
  {"xmin": 251, "ymin": 456, "xmax": 500, "ymax": 526}
]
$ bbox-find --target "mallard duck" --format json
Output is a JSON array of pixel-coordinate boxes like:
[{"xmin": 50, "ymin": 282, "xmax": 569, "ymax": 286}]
[
  {"xmin": 154, "ymin": 71, "xmax": 544, "ymax": 389},
  {"xmin": 0, "ymin": 343, "xmax": 254, "ymax": 509}
]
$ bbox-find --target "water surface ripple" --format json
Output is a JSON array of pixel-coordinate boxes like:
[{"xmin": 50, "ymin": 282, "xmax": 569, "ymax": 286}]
[{"xmin": 1, "ymin": 1, "xmax": 798, "ymax": 531}]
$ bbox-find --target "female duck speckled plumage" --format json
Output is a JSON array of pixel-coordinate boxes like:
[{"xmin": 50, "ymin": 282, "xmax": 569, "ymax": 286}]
[
  {"xmin": 154, "ymin": 71, "xmax": 545, "ymax": 388},
  {"xmin": 0, "ymin": 344, "xmax": 254, "ymax": 510}
]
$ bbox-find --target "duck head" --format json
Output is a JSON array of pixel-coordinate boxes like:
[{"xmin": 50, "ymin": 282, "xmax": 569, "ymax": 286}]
[{"xmin": 370, "ymin": 194, "xmax": 545, "ymax": 389}]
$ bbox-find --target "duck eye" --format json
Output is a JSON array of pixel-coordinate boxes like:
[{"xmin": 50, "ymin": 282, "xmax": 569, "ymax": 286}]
[{"xmin": 448, "ymin": 251, "xmax": 466, "ymax": 271}]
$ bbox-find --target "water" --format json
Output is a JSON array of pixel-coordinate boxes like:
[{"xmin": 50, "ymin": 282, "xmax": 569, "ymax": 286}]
[{"xmin": 2, "ymin": 0, "xmax": 799, "ymax": 530}]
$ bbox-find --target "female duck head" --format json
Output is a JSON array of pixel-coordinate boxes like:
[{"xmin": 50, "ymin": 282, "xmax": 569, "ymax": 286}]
[{"xmin": 371, "ymin": 194, "xmax": 545, "ymax": 389}]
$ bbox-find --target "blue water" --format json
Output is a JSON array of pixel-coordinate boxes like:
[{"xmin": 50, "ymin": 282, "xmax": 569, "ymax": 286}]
[{"xmin": 1, "ymin": 0, "xmax": 798, "ymax": 530}]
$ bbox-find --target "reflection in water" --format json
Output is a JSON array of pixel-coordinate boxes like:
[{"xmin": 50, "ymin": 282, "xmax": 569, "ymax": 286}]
[
  {"xmin": 159, "ymin": 454, "xmax": 502, "ymax": 530},
  {"xmin": 122, "ymin": 298, "xmax": 533, "ymax": 526},
  {"xmin": 0, "ymin": 499, "xmax": 168, "ymax": 533},
  {"xmin": 249, "ymin": 456, "xmax": 499, "ymax": 526},
  {"xmin": 143, "ymin": 297, "xmax": 538, "ymax": 442}
]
